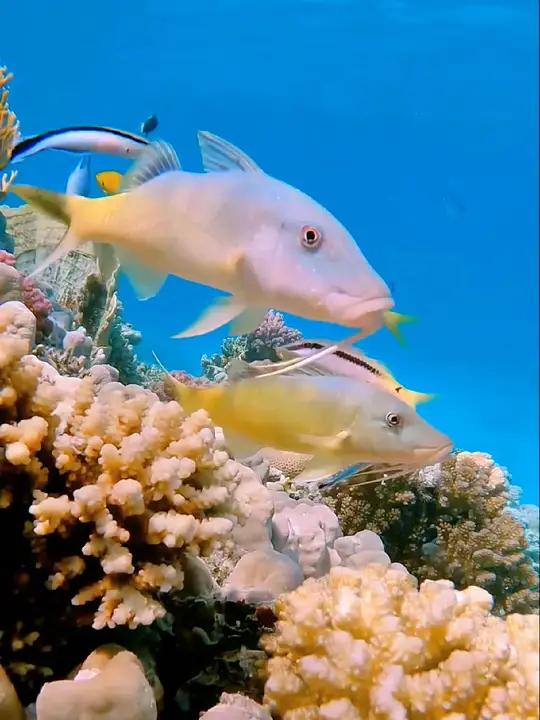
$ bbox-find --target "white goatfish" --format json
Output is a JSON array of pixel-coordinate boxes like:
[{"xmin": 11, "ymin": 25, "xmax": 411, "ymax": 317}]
[
  {"xmin": 275, "ymin": 340, "xmax": 436, "ymax": 408},
  {"xmin": 10, "ymin": 125, "xmax": 150, "ymax": 164},
  {"xmin": 11, "ymin": 131, "xmax": 398, "ymax": 342},
  {"xmin": 65, "ymin": 154, "xmax": 91, "ymax": 196},
  {"xmin": 167, "ymin": 372, "xmax": 453, "ymax": 485}
]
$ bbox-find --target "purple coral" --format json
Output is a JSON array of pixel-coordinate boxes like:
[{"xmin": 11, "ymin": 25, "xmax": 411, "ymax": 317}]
[
  {"xmin": 0, "ymin": 251, "xmax": 53, "ymax": 335},
  {"xmin": 243, "ymin": 310, "xmax": 302, "ymax": 362}
]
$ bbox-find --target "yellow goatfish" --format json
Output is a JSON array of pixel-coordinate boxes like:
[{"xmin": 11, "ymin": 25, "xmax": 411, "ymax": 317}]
[
  {"xmin": 10, "ymin": 131, "xmax": 405, "ymax": 344},
  {"xmin": 96, "ymin": 170, "xmax": 122, "ymax": 195},
  {"xmin": 167, "ymin": 373, "xmax": 452, "ymax": 485}
]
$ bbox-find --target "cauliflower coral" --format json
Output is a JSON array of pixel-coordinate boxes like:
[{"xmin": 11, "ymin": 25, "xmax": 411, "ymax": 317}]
[
  {"xmin": 0, "ymin": 300, "xmax": 271, "ymax": 702},
  {"xmin": 262, "ymin": 564, "xmax": 539, "ymax": 720}
]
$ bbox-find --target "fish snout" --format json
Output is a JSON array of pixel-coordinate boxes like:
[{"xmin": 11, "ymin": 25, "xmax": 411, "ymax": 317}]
[
  {"xmin": 325, "ymin": 292, "xmax": 394, "ymax": 328},
  {"xmin": 414, "ymin": 441, "xmax": 453, "ymax": 466}
]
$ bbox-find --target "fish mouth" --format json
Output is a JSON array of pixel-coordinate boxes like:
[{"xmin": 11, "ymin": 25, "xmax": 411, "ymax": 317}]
[
  {"xmin": 413, "ymin": 442, "xmax": 453, "ymax": 465},
  {"xmin": 325, "ymin": 293, "xmax": 394, "ymax": 326}
]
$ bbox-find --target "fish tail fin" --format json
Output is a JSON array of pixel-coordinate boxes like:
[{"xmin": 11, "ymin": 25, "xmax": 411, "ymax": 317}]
[
  {"xmin": 11, "ymin": 184, "xmax": 93, "ymax": 278},
  {"xmin": 383, "ymin": 311, "xmax": 417, "ymax": 346},
  {"xmin": 402, "ymin": 389, "xmax": 437, "ymax": 408}
]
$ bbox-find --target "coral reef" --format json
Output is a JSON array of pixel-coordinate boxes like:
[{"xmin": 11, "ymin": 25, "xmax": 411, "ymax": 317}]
[
  {"xmin": 201, "ymin": 310, "xmax": 302, "ymax": 382},
  {"xmin": 0, "ymin": 300, "xmax": 267, "ymax": 703},
  {"xmin": 262, "ymin": 563, "xmax": 539, "ymax": 720},
  {"xmin": 0, "ymin": 67, "xmax": 18, "ymax": 202},
  {"xmin": 325, "ymin": 451, "xmax": 539, "ymax": 614},
  {"xmin": 0, "ymin": 251, "xmax": 53, "ymax": 340}
]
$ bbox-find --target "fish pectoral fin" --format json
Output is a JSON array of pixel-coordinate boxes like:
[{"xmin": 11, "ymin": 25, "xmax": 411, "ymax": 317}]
[
  {"xmin": 318, "ymin": 463, "xmax": 367, "ymax": 490},
  {"xmin": 197, "ymin": 131, "xmax": 262, "ymax": 173},
  {"xmin": 229, "ymin": 306, "xmax": 268, "ymax": 335},
  {"xmin": 298, "ymin": 430, "xmax": 351, "ymax": 452},
  {"xmin": 115, "ymin": 248, "xmax": 167, "ymax": 300},
  {"xmin": 120, "ymin": 140, "xmax": 181, "ymax": 191},
  {"xmin": 292, "ymin": 457, "xmax": 354, "ymax": 485},
  {"xmin": 172, "ymin": 295, "xmax": 247, "ymax": 339}
]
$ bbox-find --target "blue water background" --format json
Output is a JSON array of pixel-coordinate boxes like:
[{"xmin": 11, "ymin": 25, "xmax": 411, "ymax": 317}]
[{"xmin": 2, "ymin": 0, "xmax": 538, "ymax": 501}]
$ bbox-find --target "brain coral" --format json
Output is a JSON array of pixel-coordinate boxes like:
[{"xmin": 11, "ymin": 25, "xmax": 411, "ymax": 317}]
[
  {"xmin": 0, "ymin": 300, "xmax": 265, "ymax": 698},
  {"xmin": 262, "ymin": 564, "xmax": 539, "ymax": 720},
  {"xmin": 325, "ymin": 451, "xmax": 539, "ymax": 614}
]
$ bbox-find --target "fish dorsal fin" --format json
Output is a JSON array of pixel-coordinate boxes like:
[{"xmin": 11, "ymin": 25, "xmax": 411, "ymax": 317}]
[
  {"xmin": 120, "ymin": 140, "xmax": 181, "ymax": 191},
  {"xmin": 197, "ymin": 130, "xmax": 262, "ymax": 173}
]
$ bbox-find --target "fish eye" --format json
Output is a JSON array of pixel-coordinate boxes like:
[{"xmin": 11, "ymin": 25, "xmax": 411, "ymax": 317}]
[
  {"xmin": 300, "ymin": 225, "xmax": 322, "ymax": 250},
  {"xmin": 385, "ymin": 412, "xmax": 402, "ymax": 428}
]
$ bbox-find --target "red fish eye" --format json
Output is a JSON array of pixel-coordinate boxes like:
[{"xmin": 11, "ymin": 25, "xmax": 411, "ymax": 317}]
[{"xmin": 300, "ymin": 226, "xmax": 322, "ymax": 250}]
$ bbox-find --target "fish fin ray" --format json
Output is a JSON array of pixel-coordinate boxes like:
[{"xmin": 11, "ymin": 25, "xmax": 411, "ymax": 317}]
[
  {"xmin": 197, "ymin": 131, "xmax": 262, "ymax": 173},
  {"xmin": 298, "ymin": 430, "xmax": 351, "ymax": 452},
  {"xmin": 230, "ymin": 307, "xmax": 268, "ymax": 335},
  {"xmin": 318, "ymin": 463, "xmax": 367, "ymax": 489},
  {"xmin": 11, "ymin": 184, "xmax": 88, "ymax": 278},
  {"xmin": 292, "ymin": 457, "xmax": 353, "ymax": 485},
  {"xmin": 116, "ymin": 247, "xmax": 167, "ymax": 300},
  {"xmin": 383, "ymin": 311, "xmax": 417, "ymax": 346},
  {"xmin": 172, "ymin": 296, "xmax": 247, "ymax": 339},
  {"xmin": 120, "ymin": 140, "xmax": 181, "ymax": 191}
]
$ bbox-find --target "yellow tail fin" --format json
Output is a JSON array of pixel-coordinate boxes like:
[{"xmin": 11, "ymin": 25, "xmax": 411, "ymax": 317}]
[
  {"xmin": 383, "ymin": 311, "xmax": 417, "ymax": 346},
  {"xmin": 401, "ymin": 389, "xmax": 437, "ymax": 408},
  {"xmin": 11, "ymin": 184, "xmax": 89, "ymax": 278}
]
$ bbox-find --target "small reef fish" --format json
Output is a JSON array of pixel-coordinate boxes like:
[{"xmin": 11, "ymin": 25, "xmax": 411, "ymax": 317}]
[
  {"xmin": 11, "ymin": 131, "xmax": 401, "ymax": 343},
  {"xmin": 10, "ymin": 126, "xmax": 150, "ymax": 164},
  {"xmin": 96, "ymin": 170, "xmax": 123, "ymax": 195},
  {"xmin": 167, "ymin": 372, "xmax": 452, "ymax": 485},
  {"xmin": 65, "ymin": 154, "xmax": 91, "ymax": 196},
  {"xmin": 275, "ymin": 340, "xmax": 435, "ymax": 408},
  {"xmin": 140, "ymin": 114, "xmax": 159, "ymax": 135}
]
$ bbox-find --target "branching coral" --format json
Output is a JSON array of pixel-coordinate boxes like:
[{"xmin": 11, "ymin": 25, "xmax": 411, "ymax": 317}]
[
  {"xmin": 0, "ymin": 67, "xmax": 19, "ymax": 194},
  {"xmin": 201, "ymin": 310, "xmax": 302, "ymax": 381},
  {"xmin": 325, "ymin": 452, "xmax": 539, "ymax": 614},
  {"xmin": 0, "ymin": 300, "xmax": 268, "ymax": 701},
  {"xmin": 262, "ymin": 563, "xmax": 539, "ymax": 720}
]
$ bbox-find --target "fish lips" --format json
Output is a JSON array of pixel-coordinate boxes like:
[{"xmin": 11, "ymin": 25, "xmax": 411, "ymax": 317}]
[
  {"xmin": 413, "ymin": 442, "xmax": 453, "ymax": 465},
  {"xmin": 325, "ymin": 293, "xmax": 394, "ymax": 327}
]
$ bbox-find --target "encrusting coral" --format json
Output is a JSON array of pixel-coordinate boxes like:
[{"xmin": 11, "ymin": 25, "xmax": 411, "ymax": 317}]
[
  {"xmin": 325, "ymin": 451, "xmax": 539, "ymax": 614},
  {"xmin": 262, "ymin": 563, "xmax": 540, "ymax": 720}
]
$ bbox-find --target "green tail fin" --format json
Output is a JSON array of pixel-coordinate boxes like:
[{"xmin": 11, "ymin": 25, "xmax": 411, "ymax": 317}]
[{"xmin": 383, "ymin": 311, "xmax": 417, "ymax": 346}]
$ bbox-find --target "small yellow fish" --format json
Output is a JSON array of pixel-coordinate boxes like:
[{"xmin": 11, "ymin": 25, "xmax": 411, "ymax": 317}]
[
  {"xmin": 96, "ymin": 170, "xmax": 123, "ymax": 195},
  {"xmin": 167, "ymin": 372, "xmax": 451, "ymax": 485}
]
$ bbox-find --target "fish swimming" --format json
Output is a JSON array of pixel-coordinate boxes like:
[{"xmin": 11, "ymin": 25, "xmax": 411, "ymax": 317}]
[
  {"xmin": 167, "ymin": 372, "xmax": 452, "ymax": 485},
  {"xmin": 11, "ymin": 131, "xmax": 401, "ymax": 342},
  {"xmin": 278, "ymin": 340, "xmax": 435, "ymax": 407},
  {"xmin": 96, "ymin": 170, "xmax": 122, "ymax": 194},
  {"xmin": 227, "ymin": 339, "xmax": 434, "ymax": 408},
  {"xmin": 10, "ymin": 125, "xmax": 150, "ymax": 164},
  {"xmin": 140, "ymin": 114, "xmax": 159, "ymax": 135},
  {"xmin": 65, "ymin": 155, "xmax": 91, "ymax": 196}
]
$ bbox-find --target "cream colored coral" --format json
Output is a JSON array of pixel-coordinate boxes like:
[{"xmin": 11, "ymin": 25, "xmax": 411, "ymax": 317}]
[
  {"xmin": 0, "ymin": 315, "xmax": 264, "ymax": 629},
  {"xmin": 35, "ymin": 649, "xmax": 157, "ymax": 720},
  {"xmin": 262, "ymin": 564, "xmax": 539, "ymax": 720}
]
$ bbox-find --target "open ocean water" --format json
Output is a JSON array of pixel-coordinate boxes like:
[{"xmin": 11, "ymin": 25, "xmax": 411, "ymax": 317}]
[{"xmin": 2, "ymin": 0, "xmax": 538, "ymax": 501}]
